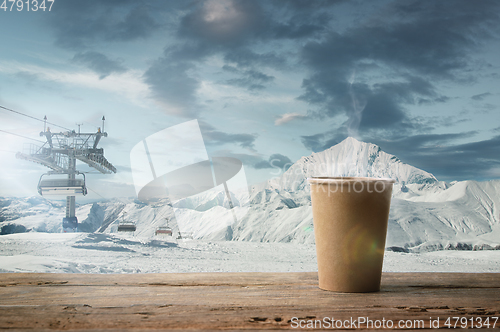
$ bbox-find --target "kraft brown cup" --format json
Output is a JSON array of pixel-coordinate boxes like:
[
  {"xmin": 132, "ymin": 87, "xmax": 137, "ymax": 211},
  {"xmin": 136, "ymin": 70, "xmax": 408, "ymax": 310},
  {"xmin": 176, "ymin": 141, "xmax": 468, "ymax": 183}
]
[{"xmin": 308, "ymin": 177, "xmax": 395, "ymax": 292}]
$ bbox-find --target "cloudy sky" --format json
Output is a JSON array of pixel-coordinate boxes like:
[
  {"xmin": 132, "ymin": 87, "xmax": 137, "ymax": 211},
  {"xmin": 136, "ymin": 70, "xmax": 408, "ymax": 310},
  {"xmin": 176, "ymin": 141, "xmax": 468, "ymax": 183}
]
[{"xmin": 1, "ymin": 0, "xmax": 500, "ymax": 199}]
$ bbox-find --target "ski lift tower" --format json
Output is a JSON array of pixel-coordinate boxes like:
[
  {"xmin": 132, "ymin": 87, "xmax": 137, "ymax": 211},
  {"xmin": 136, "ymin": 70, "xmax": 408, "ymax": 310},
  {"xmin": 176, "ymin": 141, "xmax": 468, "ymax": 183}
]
[{"xmin": 16, "ymin": 116, "xmax": 116, "ymax": 232}]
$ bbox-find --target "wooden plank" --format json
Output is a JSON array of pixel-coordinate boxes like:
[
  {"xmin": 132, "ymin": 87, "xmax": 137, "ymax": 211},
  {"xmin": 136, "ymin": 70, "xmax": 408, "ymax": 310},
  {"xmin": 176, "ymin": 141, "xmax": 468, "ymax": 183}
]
[{"xmin": 0, "ymin": 273, "xmax": 499, "ymax": 330}]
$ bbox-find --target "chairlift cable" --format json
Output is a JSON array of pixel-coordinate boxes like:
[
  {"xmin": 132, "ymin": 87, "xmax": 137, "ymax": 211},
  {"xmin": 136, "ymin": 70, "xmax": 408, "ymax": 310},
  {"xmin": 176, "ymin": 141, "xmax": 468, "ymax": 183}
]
[
  {"xmin": 0, "ymin": 129, "xmax": 46, "ymax": 143},
  {"xmin": 86, "ymin": 186, "xmax": 107, "ymax": 200},
  {"xmin": 86, "ymin": 185, "xmax": 130, "ymax": 205},
  {"xmin": 0, "ymin": 105, "xmax": 72, "ymax": 131}
]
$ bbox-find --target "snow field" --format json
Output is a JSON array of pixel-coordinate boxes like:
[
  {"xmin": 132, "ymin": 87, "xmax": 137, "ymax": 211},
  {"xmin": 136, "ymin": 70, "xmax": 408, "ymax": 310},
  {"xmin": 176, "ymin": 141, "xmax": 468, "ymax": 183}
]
[{"xmin": 1, "ymin": 233, "xmax": 499, "ymax": 274}]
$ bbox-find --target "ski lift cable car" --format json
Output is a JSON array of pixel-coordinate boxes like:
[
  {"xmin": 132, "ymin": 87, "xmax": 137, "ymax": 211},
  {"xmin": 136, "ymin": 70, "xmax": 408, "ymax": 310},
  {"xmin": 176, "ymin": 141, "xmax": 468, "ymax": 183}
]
[
  {"xmin": 117, "ymin": 211, "xmax": 136, "ymax": 232},
  {"xmin": 155, "ymin": 218, "xmax": 173, "ymax": 236},
  {"xmin": 155, "ymin": 226, "xmax": 172, "ymax": 236},
  {"xmin": 37, "ymin": 172, "xmax": 87, "ymax": 196},
  {"xmin": 117, "ymin": 222, "xmax": 136, "ymax": 232}
]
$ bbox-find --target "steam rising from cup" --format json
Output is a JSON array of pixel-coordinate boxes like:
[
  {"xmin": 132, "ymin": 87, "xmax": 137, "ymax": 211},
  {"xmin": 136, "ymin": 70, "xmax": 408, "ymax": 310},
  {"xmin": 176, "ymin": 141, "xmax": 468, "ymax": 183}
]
[{"xmin": 347, "ymin": 70, "xmax": 366, "ymax": 139}]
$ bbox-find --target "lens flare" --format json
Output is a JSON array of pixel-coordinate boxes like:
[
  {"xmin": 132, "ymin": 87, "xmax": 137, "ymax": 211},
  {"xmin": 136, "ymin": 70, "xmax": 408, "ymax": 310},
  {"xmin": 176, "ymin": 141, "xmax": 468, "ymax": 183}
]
[{"xmin": 342, "ymin": 223, "xmax": 384, "ymax": 266}]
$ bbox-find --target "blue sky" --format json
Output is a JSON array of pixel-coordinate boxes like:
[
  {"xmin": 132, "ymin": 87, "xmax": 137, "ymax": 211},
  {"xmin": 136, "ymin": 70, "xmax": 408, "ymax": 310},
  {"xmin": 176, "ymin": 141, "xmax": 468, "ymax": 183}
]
[{"xmin": 1, "ymin": 0, "xmax": 500, "ymax": 200}]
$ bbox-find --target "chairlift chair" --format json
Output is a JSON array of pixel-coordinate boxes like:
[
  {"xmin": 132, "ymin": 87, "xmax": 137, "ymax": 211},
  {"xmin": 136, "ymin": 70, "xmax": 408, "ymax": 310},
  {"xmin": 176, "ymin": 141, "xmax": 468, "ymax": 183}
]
[
  {"xmin": 117, "ymin": 221, "xmax": 136, "ymax": 232},
  {"xmin": 37, "ymin": 173, "xmax": 87, "ymax": 196},
  {"xmin": 155, "ymin": 218, "xmax": 172, "ymax": 236},
  {"xmin": 155, "ymin": 226, "xmax": 173, "ymax": 236}
]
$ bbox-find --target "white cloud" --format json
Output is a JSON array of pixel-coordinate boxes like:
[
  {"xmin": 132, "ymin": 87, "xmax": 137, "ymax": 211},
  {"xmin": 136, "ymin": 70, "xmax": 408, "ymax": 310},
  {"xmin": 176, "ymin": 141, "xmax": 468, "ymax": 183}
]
[
  {"xmin": 198, "ymin": 79, "xmax": 299, "ymax": 104},
  {"xmin": 274, "ymin": 112, "xmax": 307, "ymax": 126},
  {"xmin": 485, "ymin": 167, "xmax": 500, "ymax": 178},
  {"xmin": 0, "ymin": 61, "xmax": 150, "ymax": 108}
]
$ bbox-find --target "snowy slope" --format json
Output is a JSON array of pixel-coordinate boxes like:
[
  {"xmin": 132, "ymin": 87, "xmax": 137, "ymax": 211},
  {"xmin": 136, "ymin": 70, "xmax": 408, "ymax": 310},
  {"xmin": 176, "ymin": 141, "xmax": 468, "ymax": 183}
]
[{"xmin": 2, "ymin": 232, "xmax": 500, "ymax": 273}]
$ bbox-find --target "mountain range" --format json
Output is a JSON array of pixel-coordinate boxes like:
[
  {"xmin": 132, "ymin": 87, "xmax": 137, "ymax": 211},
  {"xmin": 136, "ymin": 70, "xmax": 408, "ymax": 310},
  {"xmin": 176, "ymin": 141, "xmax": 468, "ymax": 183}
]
[{"xmin": 1, "ymin": 137, "xmax": 499, "ymax": 252}]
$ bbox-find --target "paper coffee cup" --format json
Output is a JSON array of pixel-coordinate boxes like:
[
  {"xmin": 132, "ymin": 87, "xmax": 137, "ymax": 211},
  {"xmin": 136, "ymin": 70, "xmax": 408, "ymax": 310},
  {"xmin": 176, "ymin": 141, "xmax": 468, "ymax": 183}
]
[{"xmin": 308, "ymin": 177, "xmax": 395, "ymax": 292}]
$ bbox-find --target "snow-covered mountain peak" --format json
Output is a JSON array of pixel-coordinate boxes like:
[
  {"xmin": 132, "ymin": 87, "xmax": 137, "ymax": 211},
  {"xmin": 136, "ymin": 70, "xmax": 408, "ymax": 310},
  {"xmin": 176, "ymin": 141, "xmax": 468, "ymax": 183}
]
[{"xmin": 274, "ymin": 137, "xmax": 438, "ymax": 192}]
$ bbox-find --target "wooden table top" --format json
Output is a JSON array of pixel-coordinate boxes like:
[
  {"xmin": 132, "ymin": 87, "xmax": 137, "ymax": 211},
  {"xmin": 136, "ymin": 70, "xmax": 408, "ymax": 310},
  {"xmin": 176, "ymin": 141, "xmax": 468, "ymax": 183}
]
[{"xmin": 0, "ymin": 272, "xmax": 499, "ymax": 330}]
